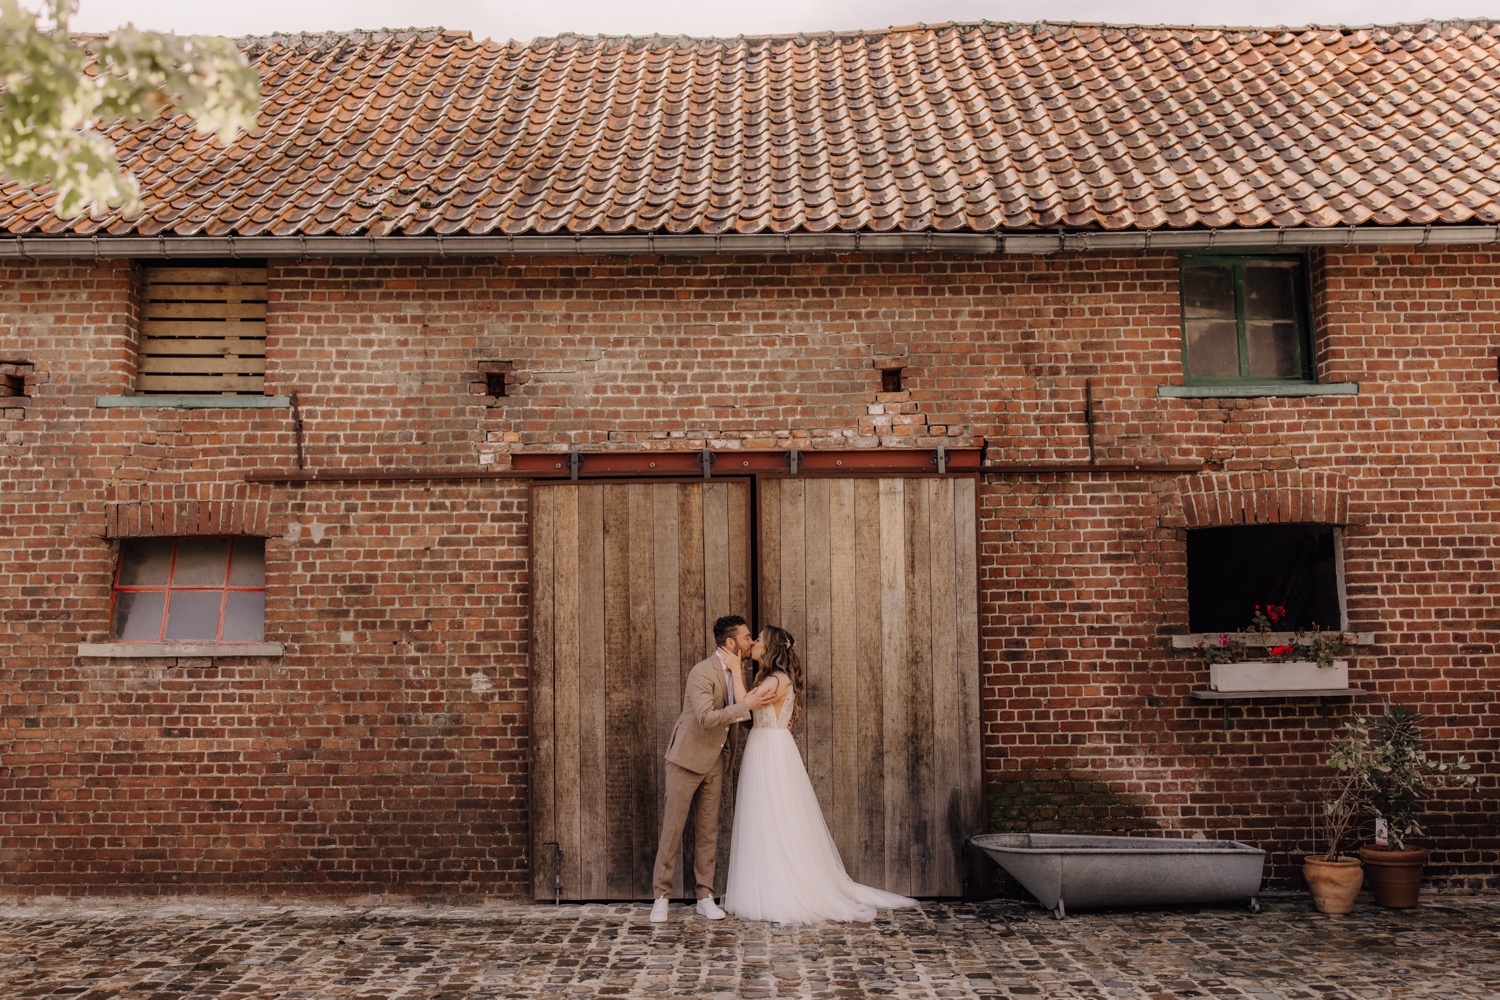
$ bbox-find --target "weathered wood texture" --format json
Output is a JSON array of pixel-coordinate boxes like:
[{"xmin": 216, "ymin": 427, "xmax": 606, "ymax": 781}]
[
  {"xmin": 530, "ymin": 480, "xmax": 752, "ymax": 900},
  {"xmin": 757, "ymin": 476, "xmax": 982, "ymax": 897},
  {"xmin": 138, "ymin": 266, "xmax": 267, "ymax": 395}
]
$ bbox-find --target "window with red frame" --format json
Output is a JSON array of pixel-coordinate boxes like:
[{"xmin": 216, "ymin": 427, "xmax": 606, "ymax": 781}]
[{"xmin": 111, "ymin": 537, "xmax": 265, "ymax": 642}]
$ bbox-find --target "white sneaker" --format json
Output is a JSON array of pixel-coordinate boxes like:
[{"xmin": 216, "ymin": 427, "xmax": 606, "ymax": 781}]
[
  {"xmin": 695, "ymin": 897, "xmax": 726, "ymax": 920},
  {"xmin": 649, "ymin": 896, "xmax": 670, "ymax": 923}
]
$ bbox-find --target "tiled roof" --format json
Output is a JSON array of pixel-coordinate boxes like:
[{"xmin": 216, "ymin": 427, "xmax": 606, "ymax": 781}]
[{"xmin": 3, "ymin": 20, "xmax": 1499, "ymax": 237}]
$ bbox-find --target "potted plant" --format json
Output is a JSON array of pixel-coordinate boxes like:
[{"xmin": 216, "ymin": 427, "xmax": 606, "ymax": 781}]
[
  {"xmin": 1329, "ymin": 705, "xmax": 1477, "ymax": 908},
  {"xmin": 1195, "ymin": 604, "xmax": 1354, "ymax": 692},
  {"xmin": 1302, "ymin": 758, "xmax": 1365, "ymax": 914}
]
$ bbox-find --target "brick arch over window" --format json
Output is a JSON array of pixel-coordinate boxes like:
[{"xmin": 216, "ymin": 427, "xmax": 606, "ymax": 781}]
[
  {"xmin": 1175, "ymin": 470, "xmax": 1357, "ymax": 529},
  {"xmin": 103, "ymin": 491, "xmax": 272, "ymax": 539}
]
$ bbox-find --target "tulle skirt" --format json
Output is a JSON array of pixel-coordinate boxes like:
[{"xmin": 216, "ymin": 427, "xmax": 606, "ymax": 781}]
[{"xmin": 723, "ymin": 727, "xmax": 918, "ymax": 924}]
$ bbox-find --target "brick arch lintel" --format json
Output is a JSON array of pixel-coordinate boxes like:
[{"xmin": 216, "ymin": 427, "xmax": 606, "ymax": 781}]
[
  {"xmin": 103, "ymin": 485, "xmax": 273, "ymax": 539},
  {"xmin": 1176, "ymin": 470, "xmax": 1359, "ymax": 529}
]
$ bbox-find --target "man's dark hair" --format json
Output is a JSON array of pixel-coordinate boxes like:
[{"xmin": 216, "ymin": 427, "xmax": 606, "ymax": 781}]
[{"xmin": 713, "ymin": 614, "xmax": 747, "ymax": 648}]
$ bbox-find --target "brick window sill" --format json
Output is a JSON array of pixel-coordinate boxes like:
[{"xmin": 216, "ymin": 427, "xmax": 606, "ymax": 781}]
[
  {"xmin": 77, "ymin": 642, "xmax": 283, "ymax": 658},
  {"xmin": 1158, "ymin": 383, "xmax": 1359, "ymax": 398},
  {"xmin": 96, "ymin": 395, "xmax": 291, "ymax": 409}
]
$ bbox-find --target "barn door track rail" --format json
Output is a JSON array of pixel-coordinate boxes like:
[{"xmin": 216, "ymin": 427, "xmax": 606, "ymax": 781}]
[{"xmin": 243, "ymin": 446, "xmax": 1205, "ymax": 484}]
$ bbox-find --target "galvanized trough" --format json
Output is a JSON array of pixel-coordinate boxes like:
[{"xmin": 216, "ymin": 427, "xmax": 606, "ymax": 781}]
[{"xmin": 969, "ymin": 833, "xmax": 1266, "ymax": 918}]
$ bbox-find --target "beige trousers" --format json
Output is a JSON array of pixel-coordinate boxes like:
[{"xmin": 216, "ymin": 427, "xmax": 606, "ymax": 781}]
[{"xmin": 651, "ymin": 758, "xmax": 724, "ymax": 899}]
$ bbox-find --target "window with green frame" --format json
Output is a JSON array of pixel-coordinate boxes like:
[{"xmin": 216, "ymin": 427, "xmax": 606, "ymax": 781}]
[{"xmin": 1179, "ymin": 252, "xmax": 1314, "ymax": 383}]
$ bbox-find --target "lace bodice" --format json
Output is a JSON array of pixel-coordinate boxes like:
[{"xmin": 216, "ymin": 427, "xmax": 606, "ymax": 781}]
[{"xmin": 752, "ymin": 675, "xmax": 794, "ymax": 729}]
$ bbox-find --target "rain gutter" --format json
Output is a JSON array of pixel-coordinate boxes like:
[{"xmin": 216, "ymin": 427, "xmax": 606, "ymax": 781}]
[{"xmin": 1, "ymin": 225, "xmax": 1498, "ymax": 259}]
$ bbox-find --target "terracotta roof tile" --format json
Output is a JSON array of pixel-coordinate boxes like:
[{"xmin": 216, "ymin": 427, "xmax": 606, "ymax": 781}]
[{"xmin": 2, "ymin": 21, "xmax": 1498, "ymax": 237}]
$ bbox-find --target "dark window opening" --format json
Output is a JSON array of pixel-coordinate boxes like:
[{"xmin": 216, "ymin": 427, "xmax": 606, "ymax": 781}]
[
  {"xmin": 485, "ymin": 370, "xmax": 508, "ymax": 397},
  {"xmin": 0, "ymin": 359, "xmax": 32, "ymax": 397},
  {"xmin": 1179, "ymin": 252, "xmax": 1313, "ymax": 383},
  {"xmin": 881, "ymin": 367, "xmax": 903, "ymax": 393},
  {"xmin": 1187, "ymin": 524, "xmax": 1342, "ymax": 633},
  {"xmin": 111, "ymin": 537, "xmax": 266, "ymax": 642}
]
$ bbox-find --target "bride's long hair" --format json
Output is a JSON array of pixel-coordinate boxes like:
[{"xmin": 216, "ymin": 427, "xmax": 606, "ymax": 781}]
[{"xmin": 754, "ymin": 625, "xmax": 804, "ymax": 708}]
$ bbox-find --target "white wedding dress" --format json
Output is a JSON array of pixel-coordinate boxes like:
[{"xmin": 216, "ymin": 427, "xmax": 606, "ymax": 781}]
[{"xmin": 723, "ymin": 677, "xmax": 917, "ymax": 924}]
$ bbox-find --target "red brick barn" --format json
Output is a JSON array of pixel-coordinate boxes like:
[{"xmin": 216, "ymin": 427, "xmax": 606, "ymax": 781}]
[{"xmin": 0, "ymin": 21, "xmax": 1496, "ymax": 898}]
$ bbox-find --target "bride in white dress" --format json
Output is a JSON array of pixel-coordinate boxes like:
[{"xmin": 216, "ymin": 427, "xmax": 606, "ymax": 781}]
[{"xmin": 721, "ymin": 625, "xmax": 918, "ymax": 924}]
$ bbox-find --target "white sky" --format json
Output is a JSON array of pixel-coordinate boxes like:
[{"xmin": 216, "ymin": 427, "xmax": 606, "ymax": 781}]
[{"xmin": 66, "ymin": 0, "xmax": 1499, "ymax": 44}]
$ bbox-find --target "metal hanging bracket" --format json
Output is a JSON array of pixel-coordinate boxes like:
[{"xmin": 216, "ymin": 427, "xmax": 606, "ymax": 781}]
[
  {"xmin": 542, "ymin": 840, "xmax": 562, "ymax": 904},
  {"xmin": 931, "ymin": 445, "xmax": 948, "ymax": 474},
  {"xmin": 289, "ymin": 391, "xmax": 306, "ymax": 470},
  {"xmin": 698, "ymin": 448, "xmax": 716, "ymax": 479},
  {"xmin": 785, "ymin": 448, "xmax": 802, "ymax": 475},
  {"xmin": 566, "ymin": 450, "xmax": 584, "ymax": 480}
]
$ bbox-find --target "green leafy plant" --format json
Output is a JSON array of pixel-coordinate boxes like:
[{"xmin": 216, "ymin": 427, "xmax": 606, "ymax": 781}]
[
  {"xmin": 1326, "ymin": 704, "xmax": 1478, "ymax": 852},
  {"xmin": 0, "ymin": 0, "xmax": 260, "ymax": 217},
  {"xmin": 1195, "ymin": 631, "xmax": 1245, "ymax": 665},
  {"xmin": 1299, "ymin": 627, "xmax": 1350, "ymax": 669}
]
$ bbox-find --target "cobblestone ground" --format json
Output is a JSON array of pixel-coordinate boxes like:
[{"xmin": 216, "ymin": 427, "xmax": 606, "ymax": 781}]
[{"xmin": 1, "ymin": 894, "xmax": 1497, "ymax": 999}]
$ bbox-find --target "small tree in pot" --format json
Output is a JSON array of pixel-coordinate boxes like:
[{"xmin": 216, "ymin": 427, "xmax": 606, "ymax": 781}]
[
  {"xmin": 1330, "ymin": 705, "xmax": 1477, "ymax": 908},
  {"xmin": 1302, "ymin": 762, "xmax": 1365, "ymax": 914}
]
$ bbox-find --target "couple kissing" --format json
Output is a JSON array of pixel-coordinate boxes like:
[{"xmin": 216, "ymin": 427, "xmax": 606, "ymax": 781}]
[{"xmin": 649, "ymin": 614, "xmax": 917, "ymax": 925}]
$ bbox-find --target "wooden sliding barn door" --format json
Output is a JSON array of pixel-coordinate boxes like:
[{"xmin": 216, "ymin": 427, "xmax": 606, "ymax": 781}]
[
  {"xmin": 531, "ymin": 481, "xmax": 752, "ymax": 900},
  {"xmin": 758, "ymin": 476, "xmax": 982, "ymax": 898}
]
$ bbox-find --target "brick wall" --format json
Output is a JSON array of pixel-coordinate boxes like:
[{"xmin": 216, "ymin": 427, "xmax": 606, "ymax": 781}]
[{"xmin": 1, "ymin": 249, "xmax": 1495, "ymax": 894}]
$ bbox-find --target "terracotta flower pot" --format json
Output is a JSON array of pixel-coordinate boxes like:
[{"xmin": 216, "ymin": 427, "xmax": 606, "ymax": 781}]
[
  {"xmin": 1359, "ymin": 845, "xmax": 1428, "ymax": 908},
  {"xmin": 1302, "ymin": 855, "xmax": 1364, "ymax": 914}
]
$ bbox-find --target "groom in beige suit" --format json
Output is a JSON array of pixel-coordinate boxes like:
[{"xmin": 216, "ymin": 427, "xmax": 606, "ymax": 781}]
[{"xmin": 649, "ymin": 614, "xmax": 772, "ymax": 922}]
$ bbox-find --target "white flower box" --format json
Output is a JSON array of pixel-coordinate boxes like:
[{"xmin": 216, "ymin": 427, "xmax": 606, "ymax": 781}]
[{"xmin": 1208, "ymin": 660, "xmax": 1349, "ymax": 692}]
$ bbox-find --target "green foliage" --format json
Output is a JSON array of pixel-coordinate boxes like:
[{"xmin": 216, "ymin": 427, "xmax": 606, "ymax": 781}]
[
  {"xmin": 0, "ymin": 0, "xmax": 259, "ymax": 218},
  {"xmin": 1325, "ymin": 704, "xmax": 1478, "ymax": 852}
]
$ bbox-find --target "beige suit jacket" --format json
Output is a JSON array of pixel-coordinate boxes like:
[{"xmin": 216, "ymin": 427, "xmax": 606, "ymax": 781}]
[{"xmin": 664, "ymin": 654, "xmax": 753, "ymax": 775}]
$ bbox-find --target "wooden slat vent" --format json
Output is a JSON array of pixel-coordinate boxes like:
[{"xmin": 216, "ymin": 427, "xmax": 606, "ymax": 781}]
[{"xmin": 138, "ymin": 265, "xmax": 268, "ymax": 395}]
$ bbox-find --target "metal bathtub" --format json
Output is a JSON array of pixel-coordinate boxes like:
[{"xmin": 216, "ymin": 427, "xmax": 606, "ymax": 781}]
[{"xmin": 969, "ymin": 833, "xmax": 1266, "ymax": 918}]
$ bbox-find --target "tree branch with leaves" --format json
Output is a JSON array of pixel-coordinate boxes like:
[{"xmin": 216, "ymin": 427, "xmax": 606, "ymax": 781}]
[{"xmin": 0, "ymin": 0, "xmax": 259, "ymax": 218}]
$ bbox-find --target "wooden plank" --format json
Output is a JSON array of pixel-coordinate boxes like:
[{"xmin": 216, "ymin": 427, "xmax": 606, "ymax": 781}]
[
  {"xmin": 143, "ymin": 301, "xmax": 268, "ymax": 320},
  {"xmin": 777, "ymin": 480, "xmax": 807, "ymax": 646},
  {"xmin": 853, "ymin": 479, "xmax": 885, "ymax": 887},
  {"xmin": 927, "ymin": 477, "xmax": 962, "ymax": 896},
  {"xmin": 719, "ymin": 481, "xmax": 753, "ymax": 897},
  {"xmin": 529, "ymin": 486, "xmax": 557, "ymax": 900},
  {"xmin": 654, "ymin": 485, "xmax": 684, "ymax": 899},
  {"xmin": 601, "ymin": 484, "xmax": 635, "ymax": 895},
  {"xmin": 136, "ymin": 374, "xmax": 264, "ymax": 393},
  {"xmin": 778, "ymin": 479, "xmax": 808, "ymax": 765},
  {"xmin": 141, "ymin": 320, "xmax": 268, "ymax": 338},
  {"xmin": 904, "ymin": 478, "xmax": 936, "ymax": 892},
  {"xmin": 879, "ymin": 478, "xmax": 913, "ymax": 896},
  {"xmin": 143, "ymin": 283, "xmax": 269, "ymax": 302},
  {"xmin": 145, "ymin": 267, "xmax": 268, "ymax": 285},
  {"xmin": 552, "ymin": 486, "xmax": 583, "ymax": 898},
  {"xmin": 701, "ymin": 482, "xmax": 730, "ymax": 638},
  {"xmin": 828, "ymin": 479, "xmax": 860, "ymax": 874},
  {"xmin": 802, "ymin": 477, "xmax": 834, "ymax": 810},
  {"xmin": 677, "ymin": 485, "xmax": 708, "ymax": 671},
  {"xmin": 576, "ymin": 485, "xmax": 607, "ymax": 899},
  {"xmin": 138, "ymin": 356, "xmax": 267, "ymax": 374},
  {"xmin": 673, "ymin": 483, "xmax": 704, "ymax": 899},
  {"xmin": 727, "ymin": 481, "xmax": 752, "ymax": 625},
  {"xmin": 953, "ymin": 477, "xmax": 985, "ymax": 863},
  {"xmin": 139, "ymin": 337, "xmax": 267, "ymax": 357},
  {"xmin": 758, "ymin": 479, "xmax": 781, "ymax": 629},
  {"xmin": 628, "ymin": 484, "xmax": 658, "ymax": 897}
]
